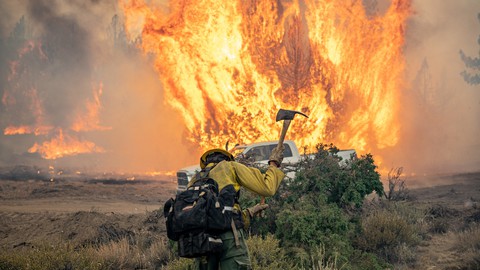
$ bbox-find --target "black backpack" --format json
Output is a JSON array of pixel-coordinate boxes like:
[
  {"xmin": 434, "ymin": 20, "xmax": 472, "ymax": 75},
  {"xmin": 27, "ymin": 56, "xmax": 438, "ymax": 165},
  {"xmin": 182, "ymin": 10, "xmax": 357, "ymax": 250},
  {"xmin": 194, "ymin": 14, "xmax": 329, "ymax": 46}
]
[{"xmin": 163, "ymin": 165, "xmax": 242, "ymax": 258}]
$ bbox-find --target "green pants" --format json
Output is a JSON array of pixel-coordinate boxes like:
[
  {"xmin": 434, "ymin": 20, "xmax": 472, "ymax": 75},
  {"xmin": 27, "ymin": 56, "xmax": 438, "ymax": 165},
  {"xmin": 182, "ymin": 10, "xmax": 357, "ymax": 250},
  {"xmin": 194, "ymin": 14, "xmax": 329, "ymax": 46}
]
[{"xmin": 195, "ymin": 229, "xmax": 251, "ymax": 270}]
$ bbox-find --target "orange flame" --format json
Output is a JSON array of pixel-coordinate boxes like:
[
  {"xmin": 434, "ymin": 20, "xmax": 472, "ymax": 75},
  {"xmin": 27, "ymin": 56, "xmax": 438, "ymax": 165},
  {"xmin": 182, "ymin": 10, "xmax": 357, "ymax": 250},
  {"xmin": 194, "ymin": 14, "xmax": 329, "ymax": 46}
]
[
  {"xmin": 121, "ymin": 0, "xmax": 411, "ymax": 154},
  {"xmin": 28, "ymin": 129, "xmax": 105, "ymax": 160},
  {"xmin": 71, "ymin": 83, "xmax": 112, "ymax": 132},
  {"xmin": 4, "ymin": 125, "xmax": 52, "ymax": 135},
  {"xmin": 10, "ymin": 84, "xmax": 110, "ymax": 158},
  {"xmin": 4, "ymin": 125, "xmax": 31, "ymax": 135}
]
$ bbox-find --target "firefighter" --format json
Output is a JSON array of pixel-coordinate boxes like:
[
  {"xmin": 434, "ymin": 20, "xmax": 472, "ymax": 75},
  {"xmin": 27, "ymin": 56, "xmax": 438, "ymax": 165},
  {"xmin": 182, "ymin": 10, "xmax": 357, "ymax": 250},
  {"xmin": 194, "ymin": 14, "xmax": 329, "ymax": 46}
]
[{"xmin": 190, "ymin": 146, "xmax": 285, "ymax": 270}]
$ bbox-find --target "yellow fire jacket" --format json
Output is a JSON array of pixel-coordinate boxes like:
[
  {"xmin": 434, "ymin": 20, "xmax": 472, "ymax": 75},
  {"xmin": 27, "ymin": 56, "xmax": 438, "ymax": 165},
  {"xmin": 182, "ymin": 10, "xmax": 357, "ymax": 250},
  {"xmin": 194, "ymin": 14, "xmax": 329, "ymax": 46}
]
[
  {"xmin": 189, "ymin": 160, "xmax": 285, "ymax": 196},
  {"xmin": 188, "ymin": 160, "xmax": 285, "ymax": 227}
]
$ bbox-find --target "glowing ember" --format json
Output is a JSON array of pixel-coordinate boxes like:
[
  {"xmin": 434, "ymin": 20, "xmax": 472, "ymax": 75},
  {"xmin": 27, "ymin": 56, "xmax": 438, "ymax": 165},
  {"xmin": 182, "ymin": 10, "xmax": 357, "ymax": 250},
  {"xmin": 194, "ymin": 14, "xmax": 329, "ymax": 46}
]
[{"xmin": 121, "ymin": 0, "xmax": 411, "ymax": 154}]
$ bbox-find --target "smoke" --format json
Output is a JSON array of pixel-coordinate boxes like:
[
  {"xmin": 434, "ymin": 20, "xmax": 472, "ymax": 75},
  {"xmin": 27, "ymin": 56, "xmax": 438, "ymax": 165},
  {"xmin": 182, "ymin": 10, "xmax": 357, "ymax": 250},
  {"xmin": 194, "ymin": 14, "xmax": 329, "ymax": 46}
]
[
  {"xmin": 27, "ymin": 0, "xmax": 93, "ymax": 126},
  {"xmin": 381, "ymin": 0, "xmax": 480, "ymax": 175},
  {"xmin": 0, "ymin": 0, "xmax": 195, "ymax": 173},
  {"xmin": 0, "ymin": 0, "xmax": 478, "ymax": 176}
]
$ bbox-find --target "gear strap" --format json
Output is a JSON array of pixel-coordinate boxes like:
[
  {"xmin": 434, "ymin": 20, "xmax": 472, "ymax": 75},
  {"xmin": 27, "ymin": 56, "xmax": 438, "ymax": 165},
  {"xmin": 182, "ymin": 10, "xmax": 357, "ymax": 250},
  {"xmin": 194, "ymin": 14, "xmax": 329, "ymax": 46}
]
[{"xmin": 231, "ymin": 219, "xmax": 240, "ymax": 247}]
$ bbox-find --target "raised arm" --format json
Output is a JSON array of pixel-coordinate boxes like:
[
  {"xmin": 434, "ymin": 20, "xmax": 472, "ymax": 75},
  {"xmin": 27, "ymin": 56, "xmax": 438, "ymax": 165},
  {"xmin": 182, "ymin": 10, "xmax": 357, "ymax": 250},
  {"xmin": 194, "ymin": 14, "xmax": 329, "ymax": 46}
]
[{"xmin": 232, "ymin": 162, "xmax": 285, "ymax": 197}]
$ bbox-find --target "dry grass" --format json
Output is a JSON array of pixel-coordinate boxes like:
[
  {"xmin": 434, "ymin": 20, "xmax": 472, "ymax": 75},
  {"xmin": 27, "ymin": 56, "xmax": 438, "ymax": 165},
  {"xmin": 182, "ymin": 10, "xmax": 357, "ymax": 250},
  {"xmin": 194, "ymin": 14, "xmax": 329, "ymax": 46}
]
[
  {"xmin": 301, "ymin": 246, "xmax": 342, "ymax": 270},
  {"xmin": 246, "ymin": 234, "xmax": 292, "ymax": 270},
  {"xmin": 454, "ymin": 224, "xmax": 480, "ymax": 269},
  {"xmin": 0, "ymin": 243, "xmax": 102, "ymax": 270},
  {"xmin": 0, "ymin": 236, "xmax": 173, "ymax": 270},
  {"xmin": 95, "ymin": 238, "xmax": 134, "ymax": 269},
  {"xmin": 94, "ymin": 235, "xmax": 172, "ymax": 269},
  {"xmin": 386, "ymin": 167, "xmax": 410, "ymax": 201},
  {"xmin": 425, "ymin": 204, "xmax": 460, "ymax": 234},
  {"xmin": 355, "ymin": 202, "xmax": 425, "ymax": 265}
]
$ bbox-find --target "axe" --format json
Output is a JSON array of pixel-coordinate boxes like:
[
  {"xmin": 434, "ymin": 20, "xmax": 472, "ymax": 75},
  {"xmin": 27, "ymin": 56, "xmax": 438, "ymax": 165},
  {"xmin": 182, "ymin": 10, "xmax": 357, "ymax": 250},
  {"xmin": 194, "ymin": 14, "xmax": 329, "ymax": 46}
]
[
  {"xmin": 275, "ymin": 108, "xmax": 309, "ymax": 149},
  {"xmin": 260, "ymin": 108, "xmax": 308, "ymax": 205}
]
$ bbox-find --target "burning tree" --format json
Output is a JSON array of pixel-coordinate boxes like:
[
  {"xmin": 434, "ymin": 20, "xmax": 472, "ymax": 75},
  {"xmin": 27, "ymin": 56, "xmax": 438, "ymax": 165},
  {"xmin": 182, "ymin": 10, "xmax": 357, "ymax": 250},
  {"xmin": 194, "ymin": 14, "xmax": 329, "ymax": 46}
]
[
  {"xmin": 1, "ymin": 9, "xmax": 111, "ymax": 161},
  {"xmin": 121, "ymin": 0, "xmax": 411, "ymax": 154},
  {"xmin": 459, "ymin": 13, "xmax": 480, "ymax": 85}
]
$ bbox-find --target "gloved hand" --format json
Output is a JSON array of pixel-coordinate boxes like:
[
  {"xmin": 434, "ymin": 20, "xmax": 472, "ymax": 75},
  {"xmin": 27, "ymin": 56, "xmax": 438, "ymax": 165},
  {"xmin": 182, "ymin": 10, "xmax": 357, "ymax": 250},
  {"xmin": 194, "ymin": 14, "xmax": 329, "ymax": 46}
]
[
  {"xmin": 246, "ymin": 204, "xmax": 269, "ymax": 218},
  {"xmin": 269, "ymin": 145, "xmax": 285, "ymax": 167}
]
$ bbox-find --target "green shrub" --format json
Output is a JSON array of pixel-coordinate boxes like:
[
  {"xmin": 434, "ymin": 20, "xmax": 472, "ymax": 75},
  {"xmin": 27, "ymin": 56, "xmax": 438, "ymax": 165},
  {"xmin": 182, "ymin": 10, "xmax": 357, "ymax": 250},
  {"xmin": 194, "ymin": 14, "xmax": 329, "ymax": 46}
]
[
  {"xmin": 274, "ymin": 196, "xmax": 353, "ymax": 268},
  {"xmin": 242, "ymin": 144, "xmax": 386, "ymax": 268},
  {"xmin": 289, "ymin": 144, "xmax": 384, "ymax": 209},
  {"xmin": 275, "ymin": 198, "xmax": 350, "ymax": 248}
]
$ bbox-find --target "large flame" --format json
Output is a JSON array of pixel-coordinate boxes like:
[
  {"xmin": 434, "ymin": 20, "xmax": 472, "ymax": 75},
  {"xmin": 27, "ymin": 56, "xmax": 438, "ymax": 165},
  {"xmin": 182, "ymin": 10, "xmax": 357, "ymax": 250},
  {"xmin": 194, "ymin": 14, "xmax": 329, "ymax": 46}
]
[{"xmin": 121, "ymin": 0, "xmax": 411, "ymax": 155}]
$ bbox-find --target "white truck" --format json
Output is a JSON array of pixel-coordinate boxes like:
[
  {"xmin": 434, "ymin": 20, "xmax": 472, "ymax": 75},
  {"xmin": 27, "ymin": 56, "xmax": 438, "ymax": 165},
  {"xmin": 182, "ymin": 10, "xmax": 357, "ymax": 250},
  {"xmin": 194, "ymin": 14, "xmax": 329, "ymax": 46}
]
[{"xmin": 176, "ymin": 140, "xmax": 356, "ymax": 193}]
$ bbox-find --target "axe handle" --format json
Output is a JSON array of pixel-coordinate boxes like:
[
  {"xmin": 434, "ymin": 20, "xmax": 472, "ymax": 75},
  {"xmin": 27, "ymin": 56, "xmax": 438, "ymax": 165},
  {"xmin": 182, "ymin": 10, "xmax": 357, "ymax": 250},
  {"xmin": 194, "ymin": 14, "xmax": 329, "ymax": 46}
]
[
  {"xmin": 260, "ymin": 120, "xmax": 292, "ymax": 206},
  {"xmin": 278, "ymin": 120, "xmax": 291, "ymax": 147}
]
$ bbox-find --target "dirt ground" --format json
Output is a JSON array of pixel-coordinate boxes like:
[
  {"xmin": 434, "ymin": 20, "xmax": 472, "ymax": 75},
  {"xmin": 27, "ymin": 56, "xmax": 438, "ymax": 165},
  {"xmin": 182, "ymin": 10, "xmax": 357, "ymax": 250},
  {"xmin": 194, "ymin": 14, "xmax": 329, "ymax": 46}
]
[
  {"xmin": 0, "ymin": 171, "xmax": 479, "ymax": 269},
  {"xmin": 405, "ymin": 172, "xmax": 480, "ymax": 269},
  {"xmin": 0, "ymin": 177, "xmax": 177, "ymax": 250}
]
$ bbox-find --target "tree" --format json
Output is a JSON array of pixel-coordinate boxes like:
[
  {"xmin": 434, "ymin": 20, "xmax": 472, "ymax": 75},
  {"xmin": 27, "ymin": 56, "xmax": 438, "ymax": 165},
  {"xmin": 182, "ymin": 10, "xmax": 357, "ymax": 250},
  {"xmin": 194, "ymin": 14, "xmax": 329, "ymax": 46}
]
[
  {"xmin": 459, "ymin": 13, "xmax": 480, "ymax": 85},
  {"xmin": 1, "ymin": 16, "xmax": 27, "ymax": 112}
]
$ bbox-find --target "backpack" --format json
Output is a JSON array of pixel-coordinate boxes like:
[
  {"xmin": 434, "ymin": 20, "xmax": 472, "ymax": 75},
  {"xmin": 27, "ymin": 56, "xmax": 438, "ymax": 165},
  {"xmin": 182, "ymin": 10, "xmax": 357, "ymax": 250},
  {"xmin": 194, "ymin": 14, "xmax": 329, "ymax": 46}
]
[{"xmin": 163, "ymin": 165, "xmax": 243, "ymax": 258}]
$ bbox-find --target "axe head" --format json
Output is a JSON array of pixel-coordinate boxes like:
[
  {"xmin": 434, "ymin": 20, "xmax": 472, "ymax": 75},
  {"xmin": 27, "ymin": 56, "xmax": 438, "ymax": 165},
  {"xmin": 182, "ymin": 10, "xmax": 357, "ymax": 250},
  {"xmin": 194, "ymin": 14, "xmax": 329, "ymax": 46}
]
[{"xmin": 275, "ymin": 109, "xmax": 309, "ymax": 122}]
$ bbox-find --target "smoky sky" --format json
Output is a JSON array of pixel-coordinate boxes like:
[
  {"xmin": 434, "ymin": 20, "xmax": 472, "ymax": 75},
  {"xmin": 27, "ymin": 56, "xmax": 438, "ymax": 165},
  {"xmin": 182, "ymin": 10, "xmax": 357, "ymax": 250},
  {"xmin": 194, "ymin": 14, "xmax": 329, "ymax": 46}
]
[
  {"xmin": 0, "ymin": 0, "xmax": 193, "ymax": 172},
  {"xmin": 26, "ymin": 0, "xmax": 92, "ymax": 127},
  {"xmin": 398, "ymin": 0, "xmax": 480, "ymax": 175},
  {"xmin": 0, "ymin": 0, "xmax": 479, "ymax": 176}
]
